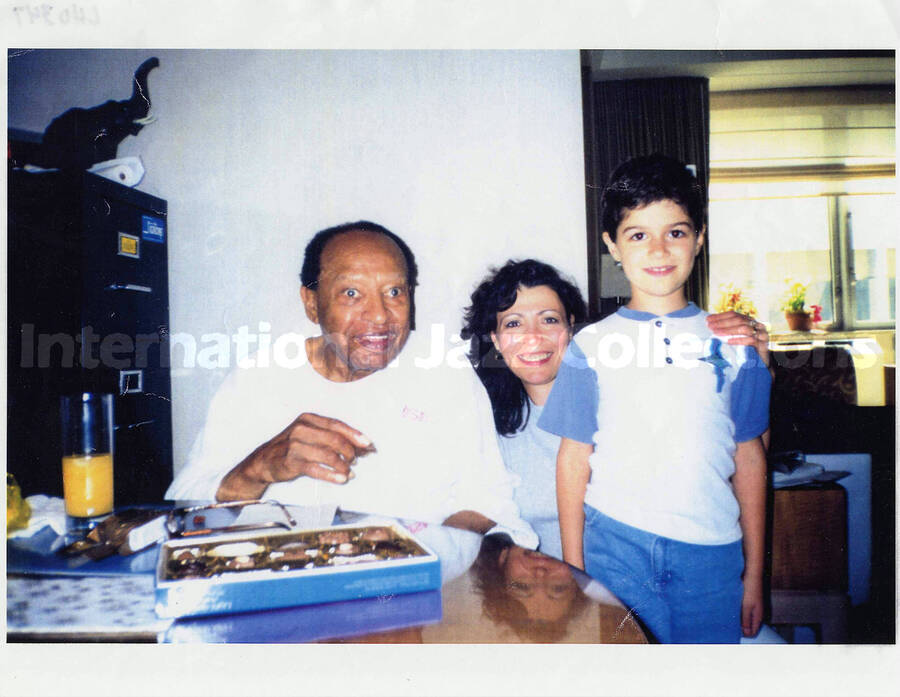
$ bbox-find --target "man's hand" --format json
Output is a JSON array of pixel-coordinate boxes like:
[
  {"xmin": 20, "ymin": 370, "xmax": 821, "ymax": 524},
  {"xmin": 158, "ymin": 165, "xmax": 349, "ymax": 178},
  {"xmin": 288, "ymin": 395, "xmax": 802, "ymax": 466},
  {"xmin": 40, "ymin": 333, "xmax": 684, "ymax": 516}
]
[
  {"xmin": 706, "ymin": 310, "xmax": 770, "ymax": 368},
  {"xmin": 216, "ymin": 413, "xmax": 374, "ymax": 501}
]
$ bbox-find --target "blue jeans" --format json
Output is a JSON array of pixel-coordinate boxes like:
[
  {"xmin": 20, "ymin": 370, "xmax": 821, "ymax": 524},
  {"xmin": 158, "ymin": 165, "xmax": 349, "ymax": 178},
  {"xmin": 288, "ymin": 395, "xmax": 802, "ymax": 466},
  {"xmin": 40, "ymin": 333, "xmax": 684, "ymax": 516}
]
[{"xmin": 583, "ymin": 505, "xmax": 744, "ymax": 644}]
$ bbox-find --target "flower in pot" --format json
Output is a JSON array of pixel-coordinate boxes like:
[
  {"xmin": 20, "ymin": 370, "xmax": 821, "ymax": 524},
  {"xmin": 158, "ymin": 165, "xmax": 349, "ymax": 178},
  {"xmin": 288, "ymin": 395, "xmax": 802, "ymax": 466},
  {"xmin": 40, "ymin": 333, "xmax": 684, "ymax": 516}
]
[
  {"xmin": 781, "ymin": 280, "xmax": 812, "ymax": 331},
  {"xmin": 714, "ymin": 283, "xmax": 759, "ymax": 318},
  {"xmin": 810, "ymin": 304, "xmax": 823, "ymax": 327}
]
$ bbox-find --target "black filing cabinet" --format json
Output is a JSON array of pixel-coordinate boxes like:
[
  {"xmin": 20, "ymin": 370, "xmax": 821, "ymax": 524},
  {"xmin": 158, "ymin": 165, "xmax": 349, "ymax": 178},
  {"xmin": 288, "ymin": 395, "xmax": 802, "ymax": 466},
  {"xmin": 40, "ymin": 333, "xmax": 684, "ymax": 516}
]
[{"xmin": 7, "ymin": 169, "xmax": 173, "ymax": 504}]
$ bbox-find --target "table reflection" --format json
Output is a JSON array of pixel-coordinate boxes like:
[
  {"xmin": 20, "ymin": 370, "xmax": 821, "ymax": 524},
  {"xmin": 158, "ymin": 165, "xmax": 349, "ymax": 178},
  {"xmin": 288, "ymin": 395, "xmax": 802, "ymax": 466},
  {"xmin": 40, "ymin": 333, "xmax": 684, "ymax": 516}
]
[
  {"xmin": 472, "ymin": 536, "xmax": 590, "ymax": 641},
  {"xmin": 420, "ymin": 535, "xmax": 646, "ymax": 644}
]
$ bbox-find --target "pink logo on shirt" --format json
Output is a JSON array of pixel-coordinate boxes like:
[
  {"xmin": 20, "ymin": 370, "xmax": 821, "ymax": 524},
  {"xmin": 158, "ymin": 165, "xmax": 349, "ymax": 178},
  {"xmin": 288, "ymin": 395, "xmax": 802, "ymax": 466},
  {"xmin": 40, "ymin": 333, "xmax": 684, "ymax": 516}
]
[
  {"xmin": 400, "ymin": 405, "xmax": 426, "ymax": 421},
  {"xmin": 403, "ymin": 520, "xmax": 428, "ymax": 533}
]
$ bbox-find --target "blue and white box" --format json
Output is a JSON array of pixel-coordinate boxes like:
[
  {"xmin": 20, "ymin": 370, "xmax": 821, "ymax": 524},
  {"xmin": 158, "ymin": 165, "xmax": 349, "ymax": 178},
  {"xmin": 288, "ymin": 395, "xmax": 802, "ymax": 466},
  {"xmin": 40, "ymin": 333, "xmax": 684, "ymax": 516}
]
[{"xmin": 155, "ymin": 523, "xmax": 441, "ymax": 619}]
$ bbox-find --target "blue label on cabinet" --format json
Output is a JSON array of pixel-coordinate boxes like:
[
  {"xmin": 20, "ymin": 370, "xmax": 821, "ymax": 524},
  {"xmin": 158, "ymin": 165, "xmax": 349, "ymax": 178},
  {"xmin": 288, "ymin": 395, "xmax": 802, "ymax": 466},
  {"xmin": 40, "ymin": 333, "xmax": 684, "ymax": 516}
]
[{"xmin": 142, "ymin": 215, "xmax": 166, "ymax": 243}]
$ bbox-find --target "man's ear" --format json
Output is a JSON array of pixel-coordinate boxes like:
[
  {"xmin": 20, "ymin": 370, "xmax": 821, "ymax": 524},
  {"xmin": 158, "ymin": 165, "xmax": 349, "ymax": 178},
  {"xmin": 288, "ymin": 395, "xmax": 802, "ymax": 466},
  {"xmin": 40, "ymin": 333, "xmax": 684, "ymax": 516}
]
[
  {"xmin": 300, "ymin": 286, "xmax": 319, "ymax": 324},
  {"xmin": 601, "ymin": 231, "xmax": 620, "ymax": 261}
]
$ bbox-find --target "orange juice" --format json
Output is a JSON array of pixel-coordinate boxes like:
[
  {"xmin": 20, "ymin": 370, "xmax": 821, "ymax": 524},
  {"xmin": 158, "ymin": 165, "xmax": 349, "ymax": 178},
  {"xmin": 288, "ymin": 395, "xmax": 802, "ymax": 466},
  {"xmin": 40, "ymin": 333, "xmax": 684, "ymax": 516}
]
[{"xmin": 62, "ymin": 453, "xmax": 114, "ymax": 517}]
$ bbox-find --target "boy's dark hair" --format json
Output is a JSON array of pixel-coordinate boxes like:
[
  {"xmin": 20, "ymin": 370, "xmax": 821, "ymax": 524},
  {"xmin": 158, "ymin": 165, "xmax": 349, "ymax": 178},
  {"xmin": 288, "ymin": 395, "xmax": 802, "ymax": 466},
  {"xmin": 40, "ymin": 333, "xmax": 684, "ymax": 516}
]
[
  {"xmin": 300, "ymin": 220, "xmax": 419, "ymax": 329},
  {"xmin": 460, "ymin": 259, "xmax": 587, "ymax": 436},
  {"xmin": 601, "ymin": 154, "xmax": 706, "ymax": 240}
]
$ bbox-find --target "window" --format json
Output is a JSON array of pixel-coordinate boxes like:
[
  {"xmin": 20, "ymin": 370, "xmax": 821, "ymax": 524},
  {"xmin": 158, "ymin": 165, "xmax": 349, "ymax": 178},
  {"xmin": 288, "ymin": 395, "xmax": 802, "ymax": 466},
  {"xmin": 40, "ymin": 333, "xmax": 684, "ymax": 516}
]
[
  {"xmin": 708, "ymin": 191, "xmax": 895, "ymax": 330},
  {"xmin": 844, "ymin": 195, "xmax": 896, "ymax": 325},
  {"xmin": 708, "ymin": 86, "xmax": 895, "ymax": 331}
]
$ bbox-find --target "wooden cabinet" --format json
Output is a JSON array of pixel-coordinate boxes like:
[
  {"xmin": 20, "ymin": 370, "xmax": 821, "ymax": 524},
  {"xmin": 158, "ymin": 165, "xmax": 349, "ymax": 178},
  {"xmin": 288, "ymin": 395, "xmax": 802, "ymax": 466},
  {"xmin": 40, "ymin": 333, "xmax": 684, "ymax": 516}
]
[
  {"xmin": 771, "ymin": 484, "xmax": 848, "ymax": 592},
  {"xmin": 769, "ymin": 483, "xmax": 850, "ymax": 642}
]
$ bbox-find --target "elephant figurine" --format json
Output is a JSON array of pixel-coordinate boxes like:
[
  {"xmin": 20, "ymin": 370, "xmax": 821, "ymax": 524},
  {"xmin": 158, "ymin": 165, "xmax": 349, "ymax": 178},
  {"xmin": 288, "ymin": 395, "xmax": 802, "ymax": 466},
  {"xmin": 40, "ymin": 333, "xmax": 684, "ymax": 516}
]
[{"xmin": 35, "ymin": 56, "xmax": 160, "ymax": 170}]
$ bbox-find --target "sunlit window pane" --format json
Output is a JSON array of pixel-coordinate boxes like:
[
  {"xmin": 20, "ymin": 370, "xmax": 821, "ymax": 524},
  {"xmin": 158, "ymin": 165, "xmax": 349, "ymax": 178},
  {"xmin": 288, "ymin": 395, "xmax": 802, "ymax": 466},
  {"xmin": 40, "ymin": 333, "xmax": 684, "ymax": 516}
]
[
  {"xmin": 845, "ymin": 194, "xmax": 896, "ymax": 324},
  {"xmin": 709, "ymin": 198, "xmax": 832, "ymax": 327}
]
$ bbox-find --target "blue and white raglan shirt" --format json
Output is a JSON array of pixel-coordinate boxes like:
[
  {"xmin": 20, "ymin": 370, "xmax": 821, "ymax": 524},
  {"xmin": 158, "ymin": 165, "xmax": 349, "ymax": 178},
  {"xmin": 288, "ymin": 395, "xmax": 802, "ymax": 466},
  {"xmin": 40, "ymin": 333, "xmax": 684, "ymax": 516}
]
[{"xmin": 538, "ymin": 303, "xmax": 771, "ymax": 546}]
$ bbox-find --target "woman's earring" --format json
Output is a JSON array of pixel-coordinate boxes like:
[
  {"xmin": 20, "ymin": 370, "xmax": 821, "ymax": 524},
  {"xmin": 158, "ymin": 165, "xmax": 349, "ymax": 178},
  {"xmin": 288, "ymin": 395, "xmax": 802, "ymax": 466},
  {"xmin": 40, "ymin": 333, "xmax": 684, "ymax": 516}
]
[
  {"xmin": 493, "ymin": 349, "xmax": 504, "ymax": 361},
  {"xmin": 614, "ymin": 260, "xmax": 623, "ymax": 269}
]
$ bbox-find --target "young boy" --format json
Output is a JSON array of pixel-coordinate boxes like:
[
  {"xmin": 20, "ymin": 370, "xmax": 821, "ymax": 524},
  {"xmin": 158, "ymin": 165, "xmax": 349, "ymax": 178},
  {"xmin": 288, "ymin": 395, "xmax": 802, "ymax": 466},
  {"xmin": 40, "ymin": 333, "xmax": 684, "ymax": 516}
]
[{"xmin": 538, "ymin": 154, "xmax": 771, "ymax": 643}]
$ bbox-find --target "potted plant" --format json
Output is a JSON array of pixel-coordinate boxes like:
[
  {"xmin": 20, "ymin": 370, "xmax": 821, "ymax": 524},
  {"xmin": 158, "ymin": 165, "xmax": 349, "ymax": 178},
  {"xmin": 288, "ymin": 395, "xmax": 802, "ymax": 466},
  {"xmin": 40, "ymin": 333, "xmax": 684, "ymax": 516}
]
[
  {"xmin": 781, "ymin": 280, "xmax": 812, "ymax": 331},
  {"xmin": 714, "ymin": 283, "xmax": 759, "ymax": 318},
  {"xmin": 810, "ymin": 304, "xmax": 823, "ymax": 328}
]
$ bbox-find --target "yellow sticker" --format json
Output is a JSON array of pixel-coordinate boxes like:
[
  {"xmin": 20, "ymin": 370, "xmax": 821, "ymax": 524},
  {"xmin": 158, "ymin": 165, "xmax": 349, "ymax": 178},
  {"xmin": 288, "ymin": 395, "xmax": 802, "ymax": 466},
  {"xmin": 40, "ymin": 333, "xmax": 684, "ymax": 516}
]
[{"xmin": 118, "ymin": 233, "xmax": 139, "ymax": 258}]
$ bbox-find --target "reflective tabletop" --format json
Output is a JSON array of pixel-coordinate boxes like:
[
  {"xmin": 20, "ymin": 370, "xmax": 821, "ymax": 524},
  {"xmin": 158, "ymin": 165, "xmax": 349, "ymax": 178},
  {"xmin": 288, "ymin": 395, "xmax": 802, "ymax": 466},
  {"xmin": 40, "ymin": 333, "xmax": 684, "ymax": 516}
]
[{"xmin": 7, "ymin": 506, "xmax": 646, "ymax": 644}]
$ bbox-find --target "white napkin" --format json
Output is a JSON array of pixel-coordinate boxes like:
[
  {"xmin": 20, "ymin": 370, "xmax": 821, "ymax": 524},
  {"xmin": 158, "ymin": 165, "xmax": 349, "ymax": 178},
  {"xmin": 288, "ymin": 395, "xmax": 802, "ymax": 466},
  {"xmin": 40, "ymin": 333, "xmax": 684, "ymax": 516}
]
[
  {"xmin": 87, "ymin": 156, "xmax": 145, "ymax": 187},
  {"xmin": 7, "ymin": 495, "xmax": 68, "ymax": 538}
]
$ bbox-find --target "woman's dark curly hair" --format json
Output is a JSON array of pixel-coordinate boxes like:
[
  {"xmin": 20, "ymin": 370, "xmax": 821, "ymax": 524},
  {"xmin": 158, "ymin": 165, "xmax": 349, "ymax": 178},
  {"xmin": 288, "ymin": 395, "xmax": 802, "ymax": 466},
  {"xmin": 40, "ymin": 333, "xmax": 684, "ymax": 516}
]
[{"xmin": 460, "ymin": 259, "xmax": 587, "ymax": 436}]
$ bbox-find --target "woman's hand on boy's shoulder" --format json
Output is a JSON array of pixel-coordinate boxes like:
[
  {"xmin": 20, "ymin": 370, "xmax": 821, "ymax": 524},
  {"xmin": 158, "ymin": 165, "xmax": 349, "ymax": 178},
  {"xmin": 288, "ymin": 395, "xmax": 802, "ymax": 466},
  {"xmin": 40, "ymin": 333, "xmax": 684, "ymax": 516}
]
[{"xmin": 706, "ymin": 311, "xmax": 769, "ymax": 368}]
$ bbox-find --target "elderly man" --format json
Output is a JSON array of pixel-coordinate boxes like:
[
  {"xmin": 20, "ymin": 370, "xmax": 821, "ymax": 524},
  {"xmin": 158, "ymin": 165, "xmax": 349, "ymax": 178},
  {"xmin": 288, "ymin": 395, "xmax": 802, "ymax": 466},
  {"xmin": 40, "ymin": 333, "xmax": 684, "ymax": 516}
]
[{"xmin": 166, "ymin": 221, "xmax": 537, "ymax": 545}]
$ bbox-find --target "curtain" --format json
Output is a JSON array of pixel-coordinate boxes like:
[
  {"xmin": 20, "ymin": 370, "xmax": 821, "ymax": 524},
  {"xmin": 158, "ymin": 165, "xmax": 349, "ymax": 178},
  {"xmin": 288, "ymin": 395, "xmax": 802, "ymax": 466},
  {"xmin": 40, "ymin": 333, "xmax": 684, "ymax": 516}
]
[{"xmin": 584, "ymin": 76, "xmax": 710, "ymax": 318}]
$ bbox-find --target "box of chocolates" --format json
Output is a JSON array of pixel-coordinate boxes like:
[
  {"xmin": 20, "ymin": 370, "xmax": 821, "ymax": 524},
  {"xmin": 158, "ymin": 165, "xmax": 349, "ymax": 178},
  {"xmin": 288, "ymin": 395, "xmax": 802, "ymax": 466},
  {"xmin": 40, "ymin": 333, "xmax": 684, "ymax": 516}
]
[{"xmin": 154, "ymin": 523, "xmax": 441, "ymax": 619}]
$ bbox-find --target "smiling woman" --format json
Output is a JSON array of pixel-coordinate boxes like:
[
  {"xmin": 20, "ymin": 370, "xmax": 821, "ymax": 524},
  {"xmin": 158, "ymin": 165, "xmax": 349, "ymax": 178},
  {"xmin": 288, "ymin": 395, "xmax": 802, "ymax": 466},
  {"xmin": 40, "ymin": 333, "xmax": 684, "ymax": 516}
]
[
  {"xmin": 462, "ymin": 259, "xmax": 587, "ymax": 559},
  {"xmin": 462, "ymin": 260, "xmax": 587, "ymax": 436},
  {"xmin": 491, "ymin": 284, "xmax": 574, "ymax": 405}
]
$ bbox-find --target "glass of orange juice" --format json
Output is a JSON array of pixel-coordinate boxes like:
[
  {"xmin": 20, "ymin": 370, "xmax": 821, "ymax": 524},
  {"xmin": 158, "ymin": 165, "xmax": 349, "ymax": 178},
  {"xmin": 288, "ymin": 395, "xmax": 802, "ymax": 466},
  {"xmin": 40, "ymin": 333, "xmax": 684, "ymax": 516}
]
[{"xmin": 60, "ymin": 393, "xmax": 114, "ymax": 536}]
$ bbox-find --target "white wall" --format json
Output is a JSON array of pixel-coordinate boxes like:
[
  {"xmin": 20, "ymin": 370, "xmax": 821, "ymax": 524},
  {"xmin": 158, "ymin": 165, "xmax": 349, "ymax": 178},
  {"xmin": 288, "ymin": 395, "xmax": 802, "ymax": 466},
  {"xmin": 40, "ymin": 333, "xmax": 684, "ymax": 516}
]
[{"xmin": 8, "ymin": 49, "xmax": 588, "ymax": 472}]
